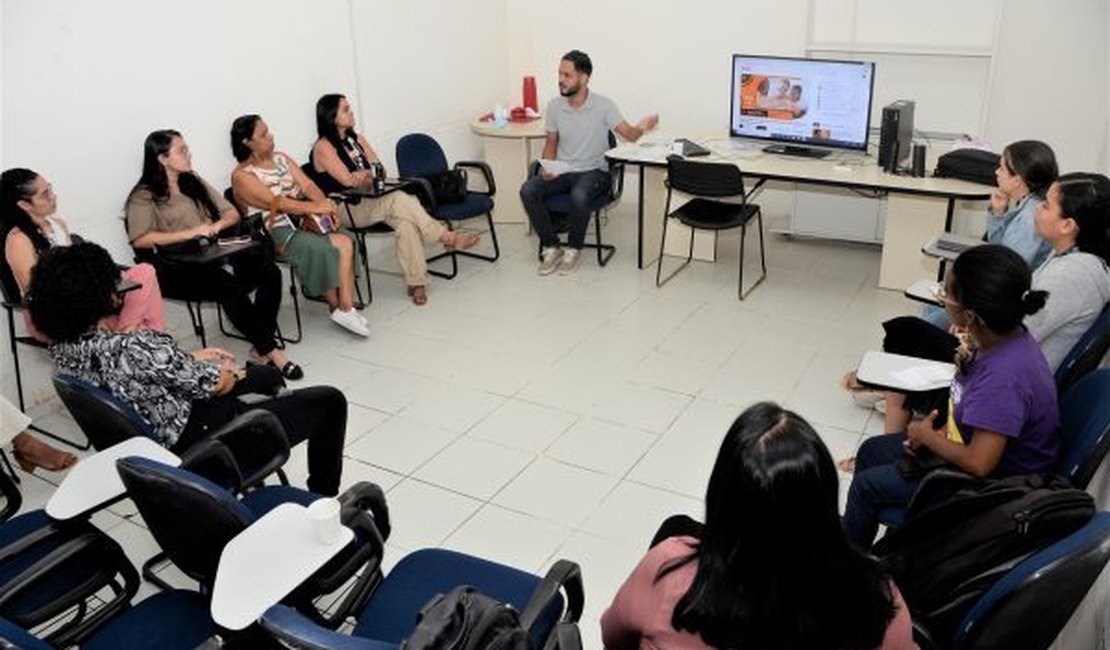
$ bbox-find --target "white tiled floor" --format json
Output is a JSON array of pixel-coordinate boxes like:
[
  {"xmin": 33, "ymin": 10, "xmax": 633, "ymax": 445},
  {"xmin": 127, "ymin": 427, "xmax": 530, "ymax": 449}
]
[{"xmin": 10, "ymin": 199, "xmax": 918, "ymax": 647}]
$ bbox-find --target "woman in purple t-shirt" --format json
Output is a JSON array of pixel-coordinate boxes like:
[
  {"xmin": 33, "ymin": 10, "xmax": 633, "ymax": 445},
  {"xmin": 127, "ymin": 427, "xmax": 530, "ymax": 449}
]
[{"xmin": 843, "ymin": 245, "xmax": 1060, "ymax": 548}]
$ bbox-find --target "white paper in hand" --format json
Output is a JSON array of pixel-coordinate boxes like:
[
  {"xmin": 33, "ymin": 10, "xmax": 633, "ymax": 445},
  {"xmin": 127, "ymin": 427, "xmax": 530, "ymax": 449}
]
[{"xmin": 539, "ymin": 159, "xmax": 573, "ymax": 177}]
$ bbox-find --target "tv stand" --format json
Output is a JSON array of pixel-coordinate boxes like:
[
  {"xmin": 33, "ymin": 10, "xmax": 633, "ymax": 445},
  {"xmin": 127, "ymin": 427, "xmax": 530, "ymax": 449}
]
[{"xmin": 763, "ymin": 144, "xmax": 831, "ymax": 159}]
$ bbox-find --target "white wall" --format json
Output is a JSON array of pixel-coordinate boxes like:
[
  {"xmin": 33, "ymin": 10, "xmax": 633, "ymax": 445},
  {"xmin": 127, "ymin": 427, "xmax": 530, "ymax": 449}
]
[
  {"xmin": 985, "ymin": 0, "xmax": 1109, "ymax": 172},
  {"xmin": 1, "ymin": 0, "xmax": 508, "ymax": 264},
  {"xmin": 0, "ymin": 0, "xmax": 508, "ymax": 407}
]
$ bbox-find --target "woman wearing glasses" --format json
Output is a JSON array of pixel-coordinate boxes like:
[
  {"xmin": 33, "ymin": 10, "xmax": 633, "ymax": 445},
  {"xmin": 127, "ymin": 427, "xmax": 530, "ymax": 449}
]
[{"xmin": 842, "ymin": 244, "xmax": 1062, "ymax": 548}]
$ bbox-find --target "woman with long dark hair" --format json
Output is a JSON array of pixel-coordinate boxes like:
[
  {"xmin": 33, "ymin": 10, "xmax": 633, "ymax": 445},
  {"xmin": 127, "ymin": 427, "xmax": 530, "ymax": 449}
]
[
  {"xmin": 29, "ymin": 242, "xmax": 347, "ymax": 496},
  {"xmin": 229, "ymin": 115, "xmax": 368, "ymax": 337},
  {"xmin": 125, "ymin": 130, "xmax": 301, "ymax": 379},
  {"xmin": 843, "ymin": 245, "xmax": 1061, "ymax": 548},
  {"xmin": 602, "ymin": 402, "xmax": 915, "ymax": 649},
  {"xmin": 2, "ymin": 168, "xmax": 165, "ymax": 335},
  {"xmin": 310, "ymin": 93, "xmax": 478, "ymax": 305}
]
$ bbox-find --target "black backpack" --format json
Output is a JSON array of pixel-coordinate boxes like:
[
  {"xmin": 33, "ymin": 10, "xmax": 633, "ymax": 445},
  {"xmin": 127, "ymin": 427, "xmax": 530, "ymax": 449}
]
[
  {"xmin": 933, "ymin": 148, "xmax": 1000, "ymax": 186},
  {"xmin": 401, "ymin": 585, "xmax": 531, "ymax": 650},
  {"xmin": 873, "ymin": 474, "xmax": 1094, "ymax": 643}
]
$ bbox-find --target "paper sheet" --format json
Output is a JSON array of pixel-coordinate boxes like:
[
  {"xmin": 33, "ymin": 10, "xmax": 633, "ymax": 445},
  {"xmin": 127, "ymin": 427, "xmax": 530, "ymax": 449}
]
[
  {"xmin": 889, "ymin": 365, "xmax": 954, "ymax": 391},
  {"xmin": 538, "ymin": 159, "xmax": 573, "ymax": 177}
]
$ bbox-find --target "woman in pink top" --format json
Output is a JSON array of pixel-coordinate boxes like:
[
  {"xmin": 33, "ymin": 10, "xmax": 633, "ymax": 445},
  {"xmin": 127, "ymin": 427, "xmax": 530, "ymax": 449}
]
[{"xmin": 601, "ymin": 402, "xmax": 918, "ymax": 650}]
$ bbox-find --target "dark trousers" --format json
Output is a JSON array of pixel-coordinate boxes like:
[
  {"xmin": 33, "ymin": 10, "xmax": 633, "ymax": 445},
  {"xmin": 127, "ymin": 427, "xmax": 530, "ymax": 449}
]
[
  {"xmin": 842, "ymin": 432, "xmax": 921, "ymax": 549},
  {"xmin": 520, "ymin": 169, "xmax": 610, "ymax": 249},
  {"xmin": 177, "ymin": 386, "xmax": 347, "ymax": 496},
  {"xmin": 155, "ymin": 252, "xmax": 282, "ymax": 356}
]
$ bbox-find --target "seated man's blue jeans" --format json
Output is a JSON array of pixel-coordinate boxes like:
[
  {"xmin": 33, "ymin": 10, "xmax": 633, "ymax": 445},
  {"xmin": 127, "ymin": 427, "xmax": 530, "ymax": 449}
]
[
  {"xmin": 842, "ymin": 432, "xmax": 922, "ymax": 549},
  {"xmin": 520, "ymin": 169, "xmax": 610, "ymax": 250}
]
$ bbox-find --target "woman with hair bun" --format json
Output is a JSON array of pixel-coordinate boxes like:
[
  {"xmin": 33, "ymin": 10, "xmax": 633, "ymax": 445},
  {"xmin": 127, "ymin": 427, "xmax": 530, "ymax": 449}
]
[{"xmin": 843, "ymin": 245, "xmax": 1061, "ymax": 548}]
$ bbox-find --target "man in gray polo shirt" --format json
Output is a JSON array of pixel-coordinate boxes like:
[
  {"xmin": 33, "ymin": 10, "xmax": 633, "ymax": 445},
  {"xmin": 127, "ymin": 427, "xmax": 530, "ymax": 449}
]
[{"xmin": 520, "ymin": 50, "xmax": 658, "ymax": 275}]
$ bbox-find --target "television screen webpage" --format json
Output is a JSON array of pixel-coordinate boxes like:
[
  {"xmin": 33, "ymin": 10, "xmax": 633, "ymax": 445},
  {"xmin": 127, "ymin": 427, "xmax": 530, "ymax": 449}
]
[{"xmin": 729, "ymin": 55, "xmax": 875, "ymax": 152}]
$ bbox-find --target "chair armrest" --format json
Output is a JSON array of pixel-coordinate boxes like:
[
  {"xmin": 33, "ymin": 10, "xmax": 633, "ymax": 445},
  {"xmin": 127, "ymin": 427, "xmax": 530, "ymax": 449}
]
[
  {"xmin": 180, "ymin": 441, "xmax": 245, "ymax": 494},
  {"xmin": 519, "ymin": 559, "xmax": 585, "ymax": 634},
  {"xmin": 338, "ymin": 481, "xmax": 391, "ymax": 542},
  {"xmin": 0, "ymin": 532, "xmax": 131, "ymax": 610},
  {"xmin": 399, "ymin": 176, "xmax": 437, "ymax": 214},
  {"xmin": 259, "ymin": 604, "xmax": 376, "ymax": 650},
  {"xmin": 553, "ymin": 621, "xmax": 583, "ymax": 650},
  {"xmin": 455, "ymin": 160, "xmax": 496, "ymax": 197},
  {"xmin": 207, "ymin": 409, "xmax": 291, "ymax": 491},
  {"xmin": 528, "ymin": 159, "xmax": 542, "ymax": 178}
]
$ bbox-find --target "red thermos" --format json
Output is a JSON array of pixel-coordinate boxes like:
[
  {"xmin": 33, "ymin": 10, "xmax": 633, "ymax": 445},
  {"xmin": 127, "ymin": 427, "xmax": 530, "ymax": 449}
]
[{"xmin": 523, "ymin": 76, "xmax": 537, "ymax": 112}]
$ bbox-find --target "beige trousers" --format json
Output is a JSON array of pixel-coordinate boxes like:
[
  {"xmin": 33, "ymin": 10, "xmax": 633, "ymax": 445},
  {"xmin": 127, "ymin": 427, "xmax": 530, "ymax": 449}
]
[{"xmin": 343, "ymin": 191, "xmax": 448, "ymax": 286}]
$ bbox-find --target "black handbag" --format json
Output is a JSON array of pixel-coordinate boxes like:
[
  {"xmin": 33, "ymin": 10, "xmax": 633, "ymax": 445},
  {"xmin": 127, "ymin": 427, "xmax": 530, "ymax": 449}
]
[
  {"xmin": 933, "ymin": 149, "xmax": 1000, "ymax": 186},
  {"xmin": 425, "ymin": 168, "xmax": 469, "ymax": 204}
]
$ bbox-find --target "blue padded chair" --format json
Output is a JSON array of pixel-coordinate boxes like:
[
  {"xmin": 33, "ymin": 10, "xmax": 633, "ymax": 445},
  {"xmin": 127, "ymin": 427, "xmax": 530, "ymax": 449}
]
[
  {"xmin": 116, "ymin": 456, "xmax": 387, "ymax": 629},
  {"xmin": 1054, "ymin": 369, "xmax": 1110, "ymax": 489},
  {"xmin": 0, "ymin": 470, "xmax": 139, "ymax": 646},
  {"xmin": 0, "ymin": 590, "xmax": 219, "ymax": 650},
  {"xmin": 260, "ymin": 548, "xmax": 583, "ymax": 649},
  {"xmin": 1054, "ymin": 303, "xmax": 1110, "ymax": 394},
  {"xmin": 935, "ymin": 512, "xmax": 1110, "ymax": 650},
  {"xmin": 396, "ymin": 133, "xmax": 500, "ymax": 279},
  {"xmin": 528, "ymin": 132, "xmax": 624, "ymax": 268}
]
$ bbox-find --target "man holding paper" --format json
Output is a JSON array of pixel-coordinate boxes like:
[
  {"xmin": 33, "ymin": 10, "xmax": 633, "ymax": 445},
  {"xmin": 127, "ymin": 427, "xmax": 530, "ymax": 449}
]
[{"xmin": 520, "ymin": 49, "xmax": 658, "ymax": 275}]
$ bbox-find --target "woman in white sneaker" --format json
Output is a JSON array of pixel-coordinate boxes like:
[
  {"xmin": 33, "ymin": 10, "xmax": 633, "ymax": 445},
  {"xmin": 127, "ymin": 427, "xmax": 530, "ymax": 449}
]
[{"xmin": 230, "ymin": 114, "xmax": 368, "ymax": 337}]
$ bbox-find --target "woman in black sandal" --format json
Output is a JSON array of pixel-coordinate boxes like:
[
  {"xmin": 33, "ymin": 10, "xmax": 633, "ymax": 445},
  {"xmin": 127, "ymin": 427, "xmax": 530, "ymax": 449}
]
[{"xmin": 125, "ymin": 129, "xmax": 303, "ymax": 380}]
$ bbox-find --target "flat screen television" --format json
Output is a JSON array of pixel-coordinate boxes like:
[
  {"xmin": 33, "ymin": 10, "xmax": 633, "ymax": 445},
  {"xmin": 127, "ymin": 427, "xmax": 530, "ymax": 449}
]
[{"xmin": 729, "ymin": 54, "xmax": 876, "ymax": 156}]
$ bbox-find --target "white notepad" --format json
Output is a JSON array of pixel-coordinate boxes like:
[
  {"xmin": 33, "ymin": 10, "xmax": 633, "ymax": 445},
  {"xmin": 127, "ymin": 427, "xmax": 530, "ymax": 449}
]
[{"xmin": 856, "ymin": 350, "xmax": 955, "ymax": 392}]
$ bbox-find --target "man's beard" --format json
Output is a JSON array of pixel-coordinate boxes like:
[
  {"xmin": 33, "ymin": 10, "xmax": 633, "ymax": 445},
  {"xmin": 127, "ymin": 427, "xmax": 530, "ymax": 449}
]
[{"xmin": 559, "ymin": 83, "xmax": 579, "ymax": 97}]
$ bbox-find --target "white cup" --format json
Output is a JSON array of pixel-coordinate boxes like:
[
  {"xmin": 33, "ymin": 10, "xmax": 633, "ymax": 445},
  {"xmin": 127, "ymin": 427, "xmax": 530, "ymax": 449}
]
[{"xmin": 306, "ymin": 497, "xmax": 343, "ymax": 545}]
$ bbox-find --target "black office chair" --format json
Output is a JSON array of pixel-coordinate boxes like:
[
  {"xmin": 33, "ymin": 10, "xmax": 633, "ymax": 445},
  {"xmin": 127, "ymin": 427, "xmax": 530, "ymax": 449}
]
[
  {"xmin": 396, "ymin": 133, "xmax": 500, "ymax": 279},
  {"xmin": 655, "ymin": 156, "xmax": 766, "ymax": 299},
  {"xmin": 528, "ymin": 132, "xmax": 624, "ymax": 267},
  {"xmin": 0, "ymin": 256, "xmax": 89, "ymax": 455},
  {"xmin": 117, "ymin": 456, "xmax": 388, "ymax": 628}
]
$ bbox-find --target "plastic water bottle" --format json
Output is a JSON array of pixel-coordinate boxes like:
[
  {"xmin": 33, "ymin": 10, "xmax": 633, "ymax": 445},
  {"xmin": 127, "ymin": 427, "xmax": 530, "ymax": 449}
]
[{"xmin": 493, "ymin": 104, "xmax": 507, "ymax": 128}]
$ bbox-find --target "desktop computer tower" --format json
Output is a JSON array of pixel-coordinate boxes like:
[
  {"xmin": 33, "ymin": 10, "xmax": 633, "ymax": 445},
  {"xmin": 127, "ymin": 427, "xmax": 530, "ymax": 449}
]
[{"xmin": 878, "ymin": 100, "xmax": 915, "ymax": 173}]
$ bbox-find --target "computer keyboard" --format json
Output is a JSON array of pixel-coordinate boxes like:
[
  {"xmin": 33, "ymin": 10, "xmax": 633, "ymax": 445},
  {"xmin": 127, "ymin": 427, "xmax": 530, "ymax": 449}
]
[{"xmin": 763, "ymin": 144, "xmax": 831, "ymax": 159}]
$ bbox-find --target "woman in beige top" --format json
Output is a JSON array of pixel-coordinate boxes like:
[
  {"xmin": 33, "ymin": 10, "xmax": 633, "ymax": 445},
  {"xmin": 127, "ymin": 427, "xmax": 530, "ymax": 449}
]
[
  {"xmin": 125, "ymin": 129, "xmax": 301, "ymax": 379},
  {"xmin": 310, "ymin": 94, "xmax": 478, "ymax": 305},
  {"xmin": 229, "ymin": 115, "xmax": 368, "ymax": 337}
]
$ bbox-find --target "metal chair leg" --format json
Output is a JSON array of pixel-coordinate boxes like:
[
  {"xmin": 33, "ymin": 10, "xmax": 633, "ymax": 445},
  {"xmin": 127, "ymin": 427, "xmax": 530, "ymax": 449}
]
[
  {"xmin": 427, "ymin": 222, "xmax": 461, "ymax": 280},
  {"xmin": 655, "ymin": 217, "xmax": 696, "ymax": 287},
  {"xmin": 185, "ymin": 301, "xmax": 207, "ymax": 348},
  {"xmin": 591, "ymin": 209, "xmax": 616, "ymax": 266},
  {"xmin": 738, "ymin": 210, "xmax": 768, "ymax": 300},
  {"xmin": 7, "ymin": 311, "xmax": 90, "ymax": 450}
]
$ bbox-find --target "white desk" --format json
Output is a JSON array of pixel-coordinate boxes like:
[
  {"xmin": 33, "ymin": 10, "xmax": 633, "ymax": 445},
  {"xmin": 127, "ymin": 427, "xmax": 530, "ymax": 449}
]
[
  {"xmin": 470, "ymin": 119, "xmax": 547, "ymax": 224},
  {"xmin": 46, "ymin": 437, "xmax": 180, "ymax": 521},
  {"xmin": 210, "ymin": 502, "xmax": 353, "ymax": 630},
  {"xmin": 607, "ymin": 140, "xmax": 991, "ymax": 289},
  {"xmin": 856, "ymin": 350, "xmax": 955, "ymax": 392}
]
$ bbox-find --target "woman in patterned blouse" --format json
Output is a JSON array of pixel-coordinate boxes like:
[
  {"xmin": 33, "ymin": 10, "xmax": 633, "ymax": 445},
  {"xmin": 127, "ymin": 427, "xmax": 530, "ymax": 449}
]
[{"xmin": 28, "ymin": 242, "xmax": 347, "ymax": 495}]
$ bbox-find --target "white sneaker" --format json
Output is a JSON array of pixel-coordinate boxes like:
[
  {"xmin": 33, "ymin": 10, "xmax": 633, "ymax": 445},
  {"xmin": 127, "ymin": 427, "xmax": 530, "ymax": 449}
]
[
  {"xmin": 330, "ymin": 308, "xmax": 370, "ymax": 337},
  {"xmin": 557, "ymin": 248, "xmax": 581, "ymax": 275},
  {"xmin": 538, "ymin": 247, "xmax": 563, "ymax": 276}
]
